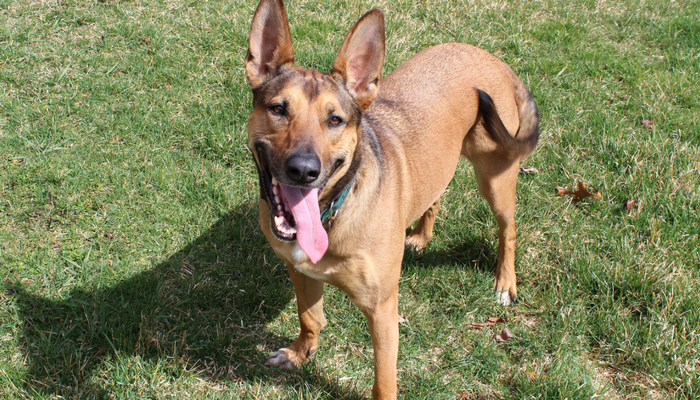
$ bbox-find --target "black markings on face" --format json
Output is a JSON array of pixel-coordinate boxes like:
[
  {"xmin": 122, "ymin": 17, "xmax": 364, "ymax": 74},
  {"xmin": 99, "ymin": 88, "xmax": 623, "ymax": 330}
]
[{"xmin": 303, "ymin": 70, "xmax": 321, "ymax": 101}]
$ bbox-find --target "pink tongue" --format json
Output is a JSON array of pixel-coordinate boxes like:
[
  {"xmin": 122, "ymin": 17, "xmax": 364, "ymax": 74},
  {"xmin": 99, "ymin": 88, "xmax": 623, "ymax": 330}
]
[{"xmin": 278, "ymin": 184, "xmax": 328, "ymax": 264}]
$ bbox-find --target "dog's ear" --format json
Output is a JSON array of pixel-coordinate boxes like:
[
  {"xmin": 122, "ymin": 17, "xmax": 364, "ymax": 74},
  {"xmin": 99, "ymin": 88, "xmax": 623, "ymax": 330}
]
[
  {"xmin": 332, "ymin": 9, "xmax": 385, "ymax": 111},
  {"xmin": 245, "ymin": 0, "xmax": 295, "ymax": 89}
]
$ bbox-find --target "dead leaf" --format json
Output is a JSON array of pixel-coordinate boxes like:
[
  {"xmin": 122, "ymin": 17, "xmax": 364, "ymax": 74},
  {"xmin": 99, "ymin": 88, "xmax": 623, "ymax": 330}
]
[
  {"xmin": 398, "ymin": 313, "xmax": 407, "ymax": 324},
  {"xmin": 526, "ymin": 371, "xmax": 552, "ymax": 380},
  {"xmin": 519, "ymin": 167, "xmax": 539, "ymax": 174},
  {"xmin": 469, "ymin": 317, "xmax": 505, "ymax": 330},
  {"xmin": 494, "ymin": 328, "xmax": 514, "ymax": 342},
  {"xmin": 642, "ymin": 119, "xmax": 654, "ymax": 130},
  {"xmin": 624, "ymin": 199, "xmax": 636, "ymax": 211},
  {"xmin": 555, "ymin": 181, "xmax": 602, "ymax": 202}
]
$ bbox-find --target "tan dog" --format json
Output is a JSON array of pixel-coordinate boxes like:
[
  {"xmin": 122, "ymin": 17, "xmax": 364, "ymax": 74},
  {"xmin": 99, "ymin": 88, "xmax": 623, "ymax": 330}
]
[{"xmin": 244, "ymin": 0, "xmax": 539, "ymax": 398}]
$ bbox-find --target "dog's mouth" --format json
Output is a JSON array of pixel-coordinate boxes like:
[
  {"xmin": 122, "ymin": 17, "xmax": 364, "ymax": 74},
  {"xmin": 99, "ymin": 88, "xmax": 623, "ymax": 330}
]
[
  {"xmin": 270, "ymin": 176, "xmax": 299, "ymax": 238},
  {"xmin": 254, "ymin": 147, "xmax": 330, "ymax": 264},
  {"xmin": 254, "ymin": 149, "xmax": 299, "ymax": 241}
]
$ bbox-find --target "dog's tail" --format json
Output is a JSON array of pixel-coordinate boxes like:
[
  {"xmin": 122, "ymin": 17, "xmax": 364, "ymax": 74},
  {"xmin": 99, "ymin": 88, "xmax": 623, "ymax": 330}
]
[{"xmin": 477, "ymin": 69, "xmax": 539, "ymax": 158}]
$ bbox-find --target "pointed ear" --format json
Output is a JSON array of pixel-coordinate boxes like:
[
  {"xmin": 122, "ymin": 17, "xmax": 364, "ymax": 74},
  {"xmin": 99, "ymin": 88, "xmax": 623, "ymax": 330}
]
[
  {"xmin": 332, "ymin": 9, "xmax": 385, "ymax": 111},
  {"xmin": 245, "ymin": 0, "xmax": 295, "ymax": 89}
]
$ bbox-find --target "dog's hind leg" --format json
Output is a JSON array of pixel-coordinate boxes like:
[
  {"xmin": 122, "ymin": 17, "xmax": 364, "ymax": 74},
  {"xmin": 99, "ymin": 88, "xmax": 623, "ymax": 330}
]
[
  {"xmin": 266, "ymin": 263, "xmax": 327, "ymax": 369},
  {"xmin": 471, "ymin": 156, "xmax": 521, "ymax": 306},
  {"xmin": 405, "ymin": 197, "xmax": 440, "ymax": 252}
]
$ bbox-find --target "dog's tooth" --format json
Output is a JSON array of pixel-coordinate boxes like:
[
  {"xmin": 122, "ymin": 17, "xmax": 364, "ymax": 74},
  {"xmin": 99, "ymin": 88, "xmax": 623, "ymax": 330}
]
[
  {"xmin": 277, "ymin": 204, "xmax": 282, "ymax": 211},
  {"xmin": 274, "ymin": 195, "xmax": 280, "ymax": 203},
  {"xmin": 281, "ymin": 226, "xmax": 297, "ymax": 235},
  {"xmin": 272, "ymin": 186, "xmax": 278, "ymax": 195},
  {"xmin": 271, "ymin": 177, "xmax": 278, "ymax": 185}
]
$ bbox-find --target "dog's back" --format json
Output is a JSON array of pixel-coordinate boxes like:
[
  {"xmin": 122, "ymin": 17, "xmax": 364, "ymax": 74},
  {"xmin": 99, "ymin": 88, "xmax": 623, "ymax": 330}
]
[{"xmin": 365, "ymin": 43, "xmax": 536, "ymax": 226}]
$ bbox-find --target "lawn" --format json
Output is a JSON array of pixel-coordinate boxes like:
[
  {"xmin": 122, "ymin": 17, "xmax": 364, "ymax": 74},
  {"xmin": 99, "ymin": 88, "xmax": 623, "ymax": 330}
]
[{"xmin": 1, "ymin": 0, "xmax": 698, "ymax": 398}]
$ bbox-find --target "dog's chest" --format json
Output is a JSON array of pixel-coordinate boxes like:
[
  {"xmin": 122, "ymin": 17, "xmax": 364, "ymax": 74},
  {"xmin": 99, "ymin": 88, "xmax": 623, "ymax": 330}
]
[
  {"xmin": 292, "ymin": 243, "xmax": 333, "ymax": 280},
  {"xmin": 274, "ymin": 241, "xmax": 332, "ymax": 281},
  {"xmin": 289, "ymin": 242, "xmax": 310, "ymax": 265}
]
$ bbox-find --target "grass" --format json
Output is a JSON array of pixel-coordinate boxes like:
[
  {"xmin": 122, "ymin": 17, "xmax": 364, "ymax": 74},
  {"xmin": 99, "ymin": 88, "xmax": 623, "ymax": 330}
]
[{"xmin": 1, "ymin": 0, "xmax": 698, "ymax": 398}]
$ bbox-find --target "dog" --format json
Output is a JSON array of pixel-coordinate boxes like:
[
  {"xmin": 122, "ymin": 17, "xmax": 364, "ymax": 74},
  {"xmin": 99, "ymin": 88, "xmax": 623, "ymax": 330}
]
[{"xmin": 244, "ymin": 0, "xmax": 539, "ymax": 398}]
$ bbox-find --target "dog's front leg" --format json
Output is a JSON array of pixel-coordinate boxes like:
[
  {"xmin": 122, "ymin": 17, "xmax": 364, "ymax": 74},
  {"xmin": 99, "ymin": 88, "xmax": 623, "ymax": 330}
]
[
  {"xmin": 361, "ymin": 289, "xmax": 399, "ymax": 400},
  {"xmin": 266, "ymin": 263, "xmax": 327, "ymax": 369}
]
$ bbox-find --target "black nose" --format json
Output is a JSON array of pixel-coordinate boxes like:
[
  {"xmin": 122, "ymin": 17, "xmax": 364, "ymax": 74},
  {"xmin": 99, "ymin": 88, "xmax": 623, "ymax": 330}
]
[{"xmin": 285, "ymin": 152, "xmax": 321, "ymax": 184}]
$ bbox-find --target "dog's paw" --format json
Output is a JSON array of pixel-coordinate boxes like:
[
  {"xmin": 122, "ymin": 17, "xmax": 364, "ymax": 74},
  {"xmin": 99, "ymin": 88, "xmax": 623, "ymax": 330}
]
[
  {"xmin": 265, "ymin": 348, "xmax": 299, "ymax": 370},
  {"xmin": 405, "ymin": 234, "xmax": 430, "ymax": 253},
  {"xmin": 496, "ymin": 290, "xmax": 517, "ymax": 306},
  {"xmin": 265, "ymin": 346, "xmax": 316, "ymax": 370},
  {"xmin": 494, "ymin": 273, "xmax": 517, "ymax": 306}
]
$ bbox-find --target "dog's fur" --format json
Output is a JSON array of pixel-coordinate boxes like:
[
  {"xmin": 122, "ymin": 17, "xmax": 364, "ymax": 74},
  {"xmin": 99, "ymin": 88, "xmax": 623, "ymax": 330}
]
[{"xmin": 244, "ymin": 1, "xmax": 539, "ymax": 398}]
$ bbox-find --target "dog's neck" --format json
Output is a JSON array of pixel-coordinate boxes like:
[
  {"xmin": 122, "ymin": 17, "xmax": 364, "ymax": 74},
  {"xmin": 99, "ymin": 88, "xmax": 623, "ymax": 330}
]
[
  {"xmin": 318, "ymin": 127, "xmax": 364, "ymax": 228},
  {"xmin": 319, "ymin": 116, "xmax": 385, "ymax": 231}
]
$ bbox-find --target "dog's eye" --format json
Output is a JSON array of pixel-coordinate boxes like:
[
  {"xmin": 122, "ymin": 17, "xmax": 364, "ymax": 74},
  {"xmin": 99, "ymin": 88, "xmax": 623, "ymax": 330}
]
[
  {"xmin": 269, "ymin": 105, "xmax": 285, "ymax": 116},
  {"xmin": 329, "ymin": 116, "xmax": 343, "ymax": 126}
]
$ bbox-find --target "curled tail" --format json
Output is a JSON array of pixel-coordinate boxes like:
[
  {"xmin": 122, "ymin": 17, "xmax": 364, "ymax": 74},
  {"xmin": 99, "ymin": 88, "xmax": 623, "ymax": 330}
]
[{"xmin": 477, "ymin": 71, "xmax": 539, "ymax": 158}]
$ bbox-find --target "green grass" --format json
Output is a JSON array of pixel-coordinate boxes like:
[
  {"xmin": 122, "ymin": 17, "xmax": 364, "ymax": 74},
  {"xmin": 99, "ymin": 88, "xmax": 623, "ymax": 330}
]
[{"xmin": 1, "ymin": 0, "xmax": 698, "ymax": 398}]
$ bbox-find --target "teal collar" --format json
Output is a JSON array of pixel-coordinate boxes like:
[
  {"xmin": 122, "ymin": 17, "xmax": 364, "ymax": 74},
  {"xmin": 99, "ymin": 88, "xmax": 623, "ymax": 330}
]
[
  {"xmin": 319, "ymin": 140, "xmax": 363, "ymax": 228},
  {"xmin": 320, "ymin": 182, "xmax": 353, "ymax": 222}
]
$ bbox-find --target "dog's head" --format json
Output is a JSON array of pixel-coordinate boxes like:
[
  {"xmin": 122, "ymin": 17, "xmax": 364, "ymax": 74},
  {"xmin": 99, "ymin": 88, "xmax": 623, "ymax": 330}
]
[{"xmin": 245, "ymin": 0, "xmax": 384, "ymax": 262}]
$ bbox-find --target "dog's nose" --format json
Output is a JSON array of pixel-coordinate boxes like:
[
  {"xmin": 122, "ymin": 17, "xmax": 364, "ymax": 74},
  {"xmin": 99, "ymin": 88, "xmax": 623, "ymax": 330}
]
[{"xmin": 285, "ymin": 153, "xmax": 321, "ymax": 184}]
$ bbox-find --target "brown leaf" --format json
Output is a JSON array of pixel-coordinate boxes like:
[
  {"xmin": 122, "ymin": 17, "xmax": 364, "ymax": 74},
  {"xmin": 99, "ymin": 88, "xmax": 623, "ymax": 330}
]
[
  {"xmin": 642, "ymin": 119, "xmax": 654, "ymax": 130},
  {"xmin": 494, "ymin": 328, "xmax": 514, "ymax": 342},
  {"xmin": 519, "ymin": 167, "xmax": 539, "ymax": 174},
  {"xmin": 526, "ymin": 371, "xmax": 553, "ymax": 380},
  {"xmin": 469, "ymin": 317, "xmax": 505, "ymax": 330},
  {"xmin": 398, "ymin": 313, "xmax": 407, "ymax": 324},
  {"xmin": 624, "ymin": 199, "xmax": 636, "ymax": 211},
  {"xmin": 555, "ymin": 181, "xmax": 602, "ymax": 202}
]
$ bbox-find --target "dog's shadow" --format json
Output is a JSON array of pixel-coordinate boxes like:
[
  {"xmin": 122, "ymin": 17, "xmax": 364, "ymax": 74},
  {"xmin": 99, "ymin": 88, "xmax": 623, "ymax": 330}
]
[
  {"xmin": 8, "ymin": 202, "xmax": 363, "ymax": 399},
  {"xmin": 9, "ymin": 200, "xmax": 498, "ymax": 398}
]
